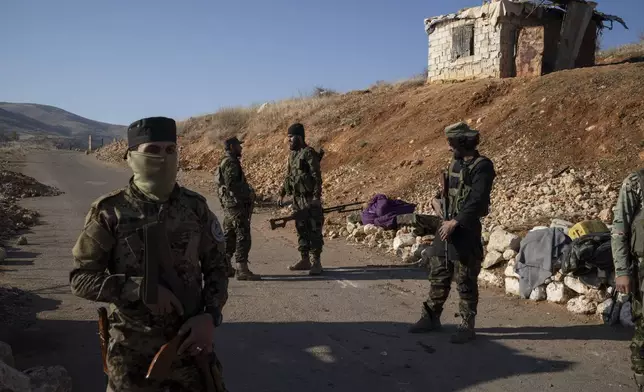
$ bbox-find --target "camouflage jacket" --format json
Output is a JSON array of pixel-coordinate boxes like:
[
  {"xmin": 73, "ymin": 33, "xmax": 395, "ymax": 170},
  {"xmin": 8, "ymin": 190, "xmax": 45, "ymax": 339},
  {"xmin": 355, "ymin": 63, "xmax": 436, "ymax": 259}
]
[
  {"xmin": 217, "ymin": 153, "xmax": 254, "ymax": 209},
  {"xmin": 611, "ymin": 170, "xmax": 644, "ymax": 277},
  {"xmin": 70, "ymin": 179, "xmax": 229, "ymax": 338},
  {"xmin": 279, "ymin": 146, "xmax": 322, "ymax": 200}
]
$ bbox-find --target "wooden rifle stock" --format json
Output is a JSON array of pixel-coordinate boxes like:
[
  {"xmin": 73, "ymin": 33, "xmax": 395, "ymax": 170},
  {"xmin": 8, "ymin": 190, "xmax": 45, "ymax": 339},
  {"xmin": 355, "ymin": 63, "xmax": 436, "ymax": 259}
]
[{"xmin": 97, "ymin": 307, "xmax": 109, "ymax": 375}]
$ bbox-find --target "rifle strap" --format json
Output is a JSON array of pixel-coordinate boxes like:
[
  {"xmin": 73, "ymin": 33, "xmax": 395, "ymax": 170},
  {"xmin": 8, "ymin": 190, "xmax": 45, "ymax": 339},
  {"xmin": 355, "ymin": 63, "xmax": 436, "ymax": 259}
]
[{"xmin": 142, "ymin": 225, "xmax": 159, "ymax": 305}]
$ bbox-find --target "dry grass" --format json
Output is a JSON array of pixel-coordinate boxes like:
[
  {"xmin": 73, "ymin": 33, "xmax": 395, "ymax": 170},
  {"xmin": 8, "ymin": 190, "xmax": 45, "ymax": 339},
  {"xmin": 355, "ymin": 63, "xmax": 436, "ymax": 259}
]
[{"xmin": 597, "ymin": 37, "xmax": 644, "ymax": 64}]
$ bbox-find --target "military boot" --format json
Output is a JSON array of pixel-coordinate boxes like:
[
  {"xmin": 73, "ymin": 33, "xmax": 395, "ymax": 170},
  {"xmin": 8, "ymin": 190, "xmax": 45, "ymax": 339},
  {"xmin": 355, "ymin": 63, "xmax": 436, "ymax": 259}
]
[
  {"xmin": 634, "ymin": 373, "xmax": 644, "ymax": 392},
  {"xmin": 309, "ymin": 254, "xmax": 323, "ymax": 276},
  {"xmin": 288, "ymin": 253, "xmax": 311, "ymax": 271},
  {"xmin": 408, "ymin": 308, "xmax": 442, "ymax": 333},
  {"xmin": 450, "ymin": 315, "xmax": 476, "ymax": 344},
  {"xmin": 236, "ymin": 262, "xmax": 261, "ymax": 281}
]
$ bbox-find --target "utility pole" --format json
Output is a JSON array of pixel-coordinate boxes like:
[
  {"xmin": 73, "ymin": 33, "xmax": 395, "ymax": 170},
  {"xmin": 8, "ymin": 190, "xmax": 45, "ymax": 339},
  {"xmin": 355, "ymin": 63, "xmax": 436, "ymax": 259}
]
[{"xmin": 88, "ymin": 134, "xmax": 92, "ymax": 152}]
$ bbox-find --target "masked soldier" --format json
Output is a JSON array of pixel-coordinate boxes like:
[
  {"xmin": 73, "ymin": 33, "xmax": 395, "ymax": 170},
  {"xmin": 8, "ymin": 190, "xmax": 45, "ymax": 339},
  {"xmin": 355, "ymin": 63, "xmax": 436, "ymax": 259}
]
[
  {"xmin": 409, "ymin": 121, "xmax": 496, "ymax": 344},
  {"xmin": 70, "ymin": 117, "xmax": 229, "ymax": 391},
  {"xmin": 611, "ymin": 167, "xmax": 644, "ymax": 391},
  {"xmin": 277, "ymin": 123, "xmax": 324, "ymax": 275},
  {"xmin": 217, "ymin": 136, "xmax": 260, "ymax": 281}
]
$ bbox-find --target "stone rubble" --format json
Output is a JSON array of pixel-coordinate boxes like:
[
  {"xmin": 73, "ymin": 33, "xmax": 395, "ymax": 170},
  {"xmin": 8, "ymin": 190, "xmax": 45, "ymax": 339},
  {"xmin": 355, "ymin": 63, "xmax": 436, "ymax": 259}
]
[{"xmin": 0, "ymin": 340, "xmax": 71, "ymax": 392}]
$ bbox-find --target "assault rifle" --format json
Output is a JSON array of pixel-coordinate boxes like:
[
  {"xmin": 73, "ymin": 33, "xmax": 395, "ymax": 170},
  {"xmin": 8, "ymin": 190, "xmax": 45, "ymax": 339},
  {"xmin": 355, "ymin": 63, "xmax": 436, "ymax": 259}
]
[
  {"xmin": 442, "ymin": 171, "xmax": 450, "ymax": 261},
  {"xmin": 97, "ymin": 307, "xmax": 109, "ymax": 375},
  {"xmin": 269, "ymin": 201, "xmax": 364, "ymax": 230}
]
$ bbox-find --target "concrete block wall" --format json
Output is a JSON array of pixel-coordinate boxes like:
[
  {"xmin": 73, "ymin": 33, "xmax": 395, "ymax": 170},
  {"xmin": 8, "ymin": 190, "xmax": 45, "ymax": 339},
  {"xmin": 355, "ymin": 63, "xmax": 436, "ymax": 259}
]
[{"xmin": 427, "ymin": 18, "xmax": 503, "ymax": 82}]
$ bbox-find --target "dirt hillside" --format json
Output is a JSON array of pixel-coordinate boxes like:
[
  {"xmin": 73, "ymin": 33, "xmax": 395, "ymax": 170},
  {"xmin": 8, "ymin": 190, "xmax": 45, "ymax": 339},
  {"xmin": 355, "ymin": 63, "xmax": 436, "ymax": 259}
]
[{"xmin": 96, "ymin": 62, "xmax": 644, "ymax": 230}]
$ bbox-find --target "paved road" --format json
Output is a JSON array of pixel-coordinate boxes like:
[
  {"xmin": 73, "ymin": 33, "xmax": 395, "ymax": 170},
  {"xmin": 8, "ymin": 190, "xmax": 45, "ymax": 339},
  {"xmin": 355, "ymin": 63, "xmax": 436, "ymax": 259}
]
[{"xmin": 0, "ymin": 150, "xmax": 636, "ymax": 392}]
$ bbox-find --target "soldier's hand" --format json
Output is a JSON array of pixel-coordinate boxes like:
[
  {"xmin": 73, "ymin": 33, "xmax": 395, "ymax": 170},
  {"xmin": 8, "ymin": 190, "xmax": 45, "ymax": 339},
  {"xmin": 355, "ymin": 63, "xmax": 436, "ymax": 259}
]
[
  {"xmin": 146, "ymin": 285, "xmax": 184, "ymax": 316},
  {"xmin": 439, "ymin": 219, "xmax": 458, "ymax": 241},
  {"xmin": 177, "ymin": 314, "xmax": 215, "ymax": 356},
  {"xmin": 616, "ymin": 275, "xmax": 631, "ymax": 294}
]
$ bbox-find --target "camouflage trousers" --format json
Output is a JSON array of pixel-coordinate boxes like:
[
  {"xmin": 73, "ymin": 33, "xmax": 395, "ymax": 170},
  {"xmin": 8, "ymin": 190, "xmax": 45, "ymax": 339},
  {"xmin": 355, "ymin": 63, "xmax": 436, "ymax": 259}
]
[
  {"xmin": 223, "ymin": 207, "xmax": 251, "ymax": 264},
  {"xmin": 106, "ymin": 339, "xmax": 227, "ymax": 392},
  {"xmin": 423, "ymin": 255, "xmax": 482, "ymax": 319},
  {"xmin": 631, "ymin": 261, "xmax": 644, "ymax": 375},
  {"xmin": 293, "ymin": 197, "xmax": 324, "ymax": 256}
]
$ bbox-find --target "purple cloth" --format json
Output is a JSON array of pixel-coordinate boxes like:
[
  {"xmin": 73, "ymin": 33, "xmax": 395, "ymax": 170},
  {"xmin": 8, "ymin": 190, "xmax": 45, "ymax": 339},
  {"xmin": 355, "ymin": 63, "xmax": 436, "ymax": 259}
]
[{"xmin": 361, "ymin": 194, "xmax": 416, "ymax": 230}]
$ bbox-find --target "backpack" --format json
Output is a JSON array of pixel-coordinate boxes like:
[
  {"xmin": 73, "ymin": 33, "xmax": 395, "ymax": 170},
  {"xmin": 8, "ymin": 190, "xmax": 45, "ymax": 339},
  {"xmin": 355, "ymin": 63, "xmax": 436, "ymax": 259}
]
[{"xmin": 560, "ymin": 232, "xmax": 613, "ymax": 279}]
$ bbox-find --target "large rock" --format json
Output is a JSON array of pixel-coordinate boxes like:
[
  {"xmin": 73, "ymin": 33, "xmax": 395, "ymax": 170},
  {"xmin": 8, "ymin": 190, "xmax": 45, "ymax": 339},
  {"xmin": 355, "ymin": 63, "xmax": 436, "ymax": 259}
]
[
  {"xmin": 479, "ymin": 270, "xmax": 504, "ymax": 288},
  {"xmin": 564, "ymin": 276, "xmax": 591, "ymax": 295},
  {"xmin": 529, "ymin": 285, "xmax": 547, "ymax": 301},
  {"xmin": 393, "ymin": 233, "xmax": 416, "ymax": 251},
  {"xmin": 598, "ymin": 208, "xmax": 613, "ymax": 223},
  {"xmin": 482, "ymin": 250, "xmax": 504, "ymax": 269},
  {"xmin": 503, "ymin": 249, "xmax": 517, "ymax": 261},
  {"xmin": 567, "ymin": 295, "xmax": 597, "ymax": 315},
  {"xmin": 363, "ymin": 224, "xmax": 379, "ymax": 235},
  {"xmin": 16, "ymin": 236, "xmax": 28, "ymax": 246},
  {"xmin": 0, "ymin": 341, "xmax": 14, "ymax": 367},
  {"xmin": 504, "ymin": 261, "xmax": 520, "ymax": 279},
  {"xmin": 487, "ymin": 229, "xmax": 520, "ymax": 253},
  {"xmin": 346, "ymin": 222, "xmax": 356, "ymax": 234},
  {"xmin": 0, "ymin": 360, "xmax": 30, "ymax": 392},
  {"xmin": 24, "ymin": 365, "xmax": 72, "ymax": 392},
  {"xmin": 505, "ymin": 277, "xmax": 521, "ymax": 296},
  {"xmin": 546, "ymin": 282, "xmax": 573, "ymax": 304}
]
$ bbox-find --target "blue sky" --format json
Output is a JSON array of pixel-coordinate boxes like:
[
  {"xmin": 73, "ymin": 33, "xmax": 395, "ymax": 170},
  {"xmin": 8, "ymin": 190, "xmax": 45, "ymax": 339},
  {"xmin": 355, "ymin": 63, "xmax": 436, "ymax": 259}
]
[{"xmin": 1, "ymin": 0, "xmax": 640, "ymax": 125}]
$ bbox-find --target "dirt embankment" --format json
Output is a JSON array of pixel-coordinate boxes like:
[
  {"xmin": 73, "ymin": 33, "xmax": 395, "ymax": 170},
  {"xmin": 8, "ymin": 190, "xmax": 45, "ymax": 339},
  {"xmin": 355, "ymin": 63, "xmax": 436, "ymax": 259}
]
[{"xmin": 95, "ymin": 62, "xmax": 644, "ymax": 230}]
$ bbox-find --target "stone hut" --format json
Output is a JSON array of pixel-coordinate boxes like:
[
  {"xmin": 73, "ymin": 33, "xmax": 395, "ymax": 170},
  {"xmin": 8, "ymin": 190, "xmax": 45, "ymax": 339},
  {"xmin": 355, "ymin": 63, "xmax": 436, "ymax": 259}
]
[{"xmin": 424, "ymin": 0, "xmax": 626, "ymax": 82}]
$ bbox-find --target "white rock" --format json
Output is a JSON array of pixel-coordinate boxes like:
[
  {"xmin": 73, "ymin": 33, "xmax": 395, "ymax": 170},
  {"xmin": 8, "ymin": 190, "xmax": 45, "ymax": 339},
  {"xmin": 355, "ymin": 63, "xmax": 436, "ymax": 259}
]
[
  {"xmin": 393, "ymin": 233, "xmax": 416, "ymax": 251},
  {"xmin": 25, "ymin": 365, "xmax": 72, "ymax": 392},
  {"xmin": 346, "ymin": 222, "xmax": 356, "ymax": 233},
  {"xmin": 363, "ymin": 224, "xmax": 379, "ymax": 235},
  {"xmin": 553, "ymin": 271, "xmax": 564, "ymax": 282},
  {"xmin": 487, "ymin": 229, "xmax": 521, "ymax": 253},
  {"xmin": 564, "ymin": 276, "xmax": 591, "ymax": 295},
  {"xmin": 0, "ymin": 341, "xmax": 14, "ymax": 367},
  {"xmin": 482, "ymin": 232, "xmax": 491, "ymax": 244},
  {"xmin": 396, "ymin": 247, "xmax": 413, "ymax": 263},
  {"xmin": 566, "ymin": 295, "xmax": 597, "ymax": 314},
  {"xmin": 0, "ymin": 360, "xmax": 30, "ymax": 392},
  {"xmin": 482, "ymin": 250, "xmax": 504, "ymax": 269},
  {"xmin": 504, "ymin": 277, "xmax": 521, "ymax": 296},
  {"xmin": 598, "ymin": 208, "xmax": 613, "ymax": 222},
  {"xmin": 503, "ymin": 249, "xmax": 517, "ymax": 261},
  {"xmin": 621, "ymin": 301, "xmax": 635, "ymax": 328},
  {"xmin": 16, "ymin": 236, "xmax": 28, "ymax": 246},
  {"xmin": 0, "ymin": 247, "xmax": 6, "ymax": 263},
  {"xmin": 479, "ymin": 270, "xmax": 504, "ymax": 287},
  {"xmin": 504, "ymin": 262, "xmax": 520, "ymax": 279},
  {"xmin": 529, "ymin": 285, "xmax": 547, "ymax": 301},
  {"xmin": 546, "ymin": 282, "xmax": 573, "ymax": 304}
]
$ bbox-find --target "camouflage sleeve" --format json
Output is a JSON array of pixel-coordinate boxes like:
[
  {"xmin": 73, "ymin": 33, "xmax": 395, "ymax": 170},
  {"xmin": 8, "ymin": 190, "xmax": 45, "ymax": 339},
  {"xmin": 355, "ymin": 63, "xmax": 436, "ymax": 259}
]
[
  {"xmin": 611, "ymin": 173, "xmax": 641, "ymax": 277},
  {"xmin": 69, "ymin": 206, "xmax": 142, "ymax": 305},
  {"xmin": 304, "ymin": 148, "xmax": 323, "ymax": 199},
  {"xmin": 198, "ymin": 202, "xmax": 229, "ymax": 321},
  {"xmin": 221, "ymin": 159, "xmax": 249, "ymax": 201}
]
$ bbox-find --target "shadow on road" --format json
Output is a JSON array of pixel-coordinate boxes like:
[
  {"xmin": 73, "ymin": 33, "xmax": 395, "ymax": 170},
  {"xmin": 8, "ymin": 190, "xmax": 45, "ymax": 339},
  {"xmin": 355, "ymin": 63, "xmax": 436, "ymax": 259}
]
[
  {"xmin": 215, "ymin": 321, "xmax": 575, "ymax": 392},
  {"xmin": 260, "ymin": 265, "xmax": 427, "ymax": 282}
]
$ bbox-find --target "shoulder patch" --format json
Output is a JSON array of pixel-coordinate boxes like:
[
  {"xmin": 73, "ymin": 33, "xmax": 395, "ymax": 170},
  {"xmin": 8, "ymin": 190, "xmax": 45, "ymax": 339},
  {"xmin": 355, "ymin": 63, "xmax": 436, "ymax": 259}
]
[
  {"xmin": 91, "ymin": 188, "xmax": 126, "ymax": 208},
  {"xmin": 210, "ymin": 213, "xmax": 225, "ymax": 242}
]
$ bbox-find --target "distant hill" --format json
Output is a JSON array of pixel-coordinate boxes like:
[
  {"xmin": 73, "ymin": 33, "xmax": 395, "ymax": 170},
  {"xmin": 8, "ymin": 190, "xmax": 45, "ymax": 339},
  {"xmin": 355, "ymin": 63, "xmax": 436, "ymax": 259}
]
[{"xmin": 0, "ymin": 102, "xmax": 126, "ymax": 146}]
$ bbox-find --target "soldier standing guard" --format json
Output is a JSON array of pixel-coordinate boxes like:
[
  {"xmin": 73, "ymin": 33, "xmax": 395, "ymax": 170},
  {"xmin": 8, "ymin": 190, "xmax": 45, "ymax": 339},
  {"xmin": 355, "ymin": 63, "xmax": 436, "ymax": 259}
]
[
  {"xmin": 217, "ymin": 136, "xmax": 260, "ymax": 281},
  {"xmin": 611, "ymin": 166, "xmax": 644, "ymax": 391},
  {"xmin": 70, "ymin": 116, "xmax": 230, "ymax": 391},
  {"xmin": 277, "ymin": 123, "xmax": 325, "ymax": 275},
  {"xmin": 409, "ymin": 121, "xmax": 496, "ymax": 344}
]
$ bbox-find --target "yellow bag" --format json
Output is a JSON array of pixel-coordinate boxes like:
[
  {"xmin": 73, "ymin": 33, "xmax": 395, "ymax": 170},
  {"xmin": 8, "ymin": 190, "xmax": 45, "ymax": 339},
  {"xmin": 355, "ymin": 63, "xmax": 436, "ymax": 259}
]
[{"xmin": 568, "ymin": 220, "xmax": 609, "ymax": 240}]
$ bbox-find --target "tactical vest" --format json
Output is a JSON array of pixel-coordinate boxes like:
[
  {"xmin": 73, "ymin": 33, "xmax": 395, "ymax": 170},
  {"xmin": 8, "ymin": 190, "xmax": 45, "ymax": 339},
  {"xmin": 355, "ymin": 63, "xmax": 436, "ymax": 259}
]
[
  {"xmin": 217, "ymin": 155, "xmax": 246, "ymax": 208},
  {"xmin": 285, "ymin": 147, "xmax": 323, "ymax": 197},
  {"xmin": 447, "ymin": 156, "xmax": 489, "ymax": 218},
  {"xmin": 632, "ymin": 169, "xmax": 644, "ymax": 258}
]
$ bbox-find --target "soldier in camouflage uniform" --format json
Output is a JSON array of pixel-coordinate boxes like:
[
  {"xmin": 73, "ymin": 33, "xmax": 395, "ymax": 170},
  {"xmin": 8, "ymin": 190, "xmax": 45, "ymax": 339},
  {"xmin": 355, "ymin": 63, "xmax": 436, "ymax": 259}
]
[
  {"xmin": 277, "ymin": 123, "xmax": 324, "ymax": 275},
  {"xmin": 217, "ymin": 136, "xmax": 260, "ymax": 281},
  {"xmin": 409, "ymin": 122, "xmax": 496, "ymax": 344},
  {"xmin": 70, "ymin": 117, "xmax": 229, "ymax": 392},
  {"xmin": 611, "ymin": 168, "xmax": 644, "ymax": 391}
]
